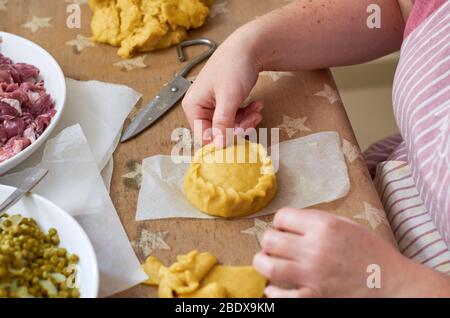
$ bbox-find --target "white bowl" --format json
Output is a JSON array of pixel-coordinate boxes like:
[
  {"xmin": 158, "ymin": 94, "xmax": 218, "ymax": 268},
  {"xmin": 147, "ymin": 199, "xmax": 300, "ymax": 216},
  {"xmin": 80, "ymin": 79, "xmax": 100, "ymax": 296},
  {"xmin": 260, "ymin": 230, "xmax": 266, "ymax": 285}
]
[
  {"xmin": 0, "ymin": 32, "xmax": 66, "ymax": 175},
  {"xmin": 0, "ymin": 184, "xmax": 99, "ymax": 298}
]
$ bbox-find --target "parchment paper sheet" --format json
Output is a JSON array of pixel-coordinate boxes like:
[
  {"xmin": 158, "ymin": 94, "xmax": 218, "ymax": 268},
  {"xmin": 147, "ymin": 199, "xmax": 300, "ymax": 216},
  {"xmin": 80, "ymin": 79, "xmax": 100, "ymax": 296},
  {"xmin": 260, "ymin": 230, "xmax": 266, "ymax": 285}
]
[
  {"xmin": 136, "ymin": 131, "xmax": 350, "ymax": 220},
  {"xmin": 0, "ymin": 125, "xmax": 115, "ymax": 216}
]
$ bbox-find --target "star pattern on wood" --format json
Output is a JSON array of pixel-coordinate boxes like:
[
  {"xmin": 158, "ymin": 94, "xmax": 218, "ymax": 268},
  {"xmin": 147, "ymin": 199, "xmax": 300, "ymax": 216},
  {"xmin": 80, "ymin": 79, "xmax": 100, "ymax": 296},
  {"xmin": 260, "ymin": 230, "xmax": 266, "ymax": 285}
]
[
  {"xmin": 242, "ymin": 219, "xmax": 273, "ymax": 247},
  {"xmin": 66, "ymin": 34, "xmax": 96, "ymax": 53},
  {"xmin": 132, "ymin": 229, "xmax": 171, "ymax": 258},
  {"xmin": 342, "ymin": 138, "xmax": 361, "ymax": 163},
  {"xmin": 0, "ymin": 0, "xmax": 8, "ymax": 11},
  {"xmin": 209, "ymin": 1, "xmax": 230, "ymax": 18},
  {"xmin": 315, "ymin": 84, "xmax": 340, "ymax": 104},
  {"xmin": 278, "ymin": 115, "xmax": 311, "ymax": 138},
  {"xmin": 122, "ymin": 162, "xmax": 143, "ymax": 188},
  {"xmin": 113, "ymin": 55, "xmax": 148, "ymax": 71},
  {"xmin": 22, "ymin": 16, "xmax": 53, "ymax": 33},
  {"xmin": 260, "ymin": 71, "xmax": 294, "ymax": 82},
  {"xmin": 64, "ymin": 0, "xmax": 88, "ymax": 4},
  {"xmin": 353, "ymin": 202, "xmax": 389, "ymax": 230}
]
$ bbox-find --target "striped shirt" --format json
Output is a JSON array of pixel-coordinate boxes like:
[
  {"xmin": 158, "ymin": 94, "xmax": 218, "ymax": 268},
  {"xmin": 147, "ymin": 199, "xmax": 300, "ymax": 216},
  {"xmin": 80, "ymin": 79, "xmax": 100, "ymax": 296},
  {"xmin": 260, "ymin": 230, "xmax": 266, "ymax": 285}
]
[{"xmin": 364, "ymin": 0, "xmax": 450, "ymax": 273}]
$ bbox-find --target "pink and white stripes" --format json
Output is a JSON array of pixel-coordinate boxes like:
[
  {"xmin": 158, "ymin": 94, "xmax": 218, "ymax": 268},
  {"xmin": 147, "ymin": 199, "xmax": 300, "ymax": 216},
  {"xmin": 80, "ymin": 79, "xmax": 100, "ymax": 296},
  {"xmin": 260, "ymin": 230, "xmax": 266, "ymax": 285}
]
[
  {"xmin": 392, "ymin": 2, "xmax": 450, "ymax": 248},
  {"xmin": 374, "ymin": 161, "xmax": 450, "ymax": 274},
  {"xmin": 364, "ymin": 134, "xmax": 403, "ymax": 176},
  {"xmin": 364, "ymin": 1, "xmax": 450, "ymax": 273}
]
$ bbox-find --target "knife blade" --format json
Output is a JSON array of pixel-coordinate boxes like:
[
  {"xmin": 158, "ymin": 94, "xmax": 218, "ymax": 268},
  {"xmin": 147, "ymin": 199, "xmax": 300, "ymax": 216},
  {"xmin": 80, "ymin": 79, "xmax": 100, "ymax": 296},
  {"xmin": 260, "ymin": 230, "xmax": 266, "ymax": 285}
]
[{"xmin": 121, "ymin": 75, "xmax": 192, "ymax": 142}]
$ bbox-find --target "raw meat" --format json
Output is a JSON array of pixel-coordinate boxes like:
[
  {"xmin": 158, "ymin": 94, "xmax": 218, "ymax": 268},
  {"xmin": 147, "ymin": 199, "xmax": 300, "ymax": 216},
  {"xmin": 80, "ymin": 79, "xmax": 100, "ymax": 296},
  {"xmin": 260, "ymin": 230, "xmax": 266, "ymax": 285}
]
[{"xmin": 0, "ymin": 53, "xmax": 56, "ymax": 163}]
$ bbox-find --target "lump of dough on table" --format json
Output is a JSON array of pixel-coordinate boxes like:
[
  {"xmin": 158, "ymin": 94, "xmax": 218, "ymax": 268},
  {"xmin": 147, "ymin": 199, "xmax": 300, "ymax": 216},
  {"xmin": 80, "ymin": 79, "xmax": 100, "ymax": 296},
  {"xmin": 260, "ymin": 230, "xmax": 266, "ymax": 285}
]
[
  {"xmin": 141, "ymin": 250, "xmax": 267, "ymax": 298},
  {"xmin": 201, "ymin": 265, "xmax": 267, "ymax": 298},
  {"xmin": 178, "ymin": 282, "xmax": 227, "ymax": 298},
  {"xmin": 142, "ymin": 250, "xmax": 218, "ymax": 297},
  {"xmin": 184, "ymin": 139, "xmax": 277, "ymax": 218},
  {"xmin": 142, "ymin": 256, "xmax": 164, "ymax": 285},
  {"xmin": 88, "ymin": 0, "xmax": 211, "ymax": 58},
  {"xmin": 163, "ymin": 250, "xmax": 217, "ymax": 296}
]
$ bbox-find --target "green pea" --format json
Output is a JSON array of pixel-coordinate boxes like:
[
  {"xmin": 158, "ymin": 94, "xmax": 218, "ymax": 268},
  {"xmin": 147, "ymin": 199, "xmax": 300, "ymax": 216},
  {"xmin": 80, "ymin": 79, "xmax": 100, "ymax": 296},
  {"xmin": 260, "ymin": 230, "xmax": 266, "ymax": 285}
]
[
  {"xmin": 57, "ymin": 248, "xmax": 67, "ymax": 257},
  {"xmin": 0, "ymin": 214, "xmax": 80, "ymax": 298},
  {"xmin": 70, "ymin": 289, "xmax": 80, "ymax": 298},
  {"xmin": 68, "ymin": 254, "xmax": 79, "ymax": 263},
  {"xmin": 51, "ymin": 236, "xmax": 60, "ymax": 245},
  {"xmin": 58, "ymin": 290, "xmax": 69, "ymax": 298}
]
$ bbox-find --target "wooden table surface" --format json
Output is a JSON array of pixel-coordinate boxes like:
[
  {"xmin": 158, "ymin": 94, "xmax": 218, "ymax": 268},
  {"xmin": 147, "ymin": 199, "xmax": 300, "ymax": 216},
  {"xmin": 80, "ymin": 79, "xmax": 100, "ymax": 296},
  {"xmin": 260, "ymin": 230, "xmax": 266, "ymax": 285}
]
[{"xmin": 1, "ymin": 0, "xmax": 396, "ymax": 298}]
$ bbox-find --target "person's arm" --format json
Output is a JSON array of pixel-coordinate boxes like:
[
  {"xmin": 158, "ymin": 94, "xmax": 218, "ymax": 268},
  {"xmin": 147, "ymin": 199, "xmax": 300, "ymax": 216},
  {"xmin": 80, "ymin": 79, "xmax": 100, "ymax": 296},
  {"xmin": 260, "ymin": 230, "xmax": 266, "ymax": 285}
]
[
  {"xmin": 401, "ymin": 258, "xmax": 450, "ymax": 297},
  {"xmin": 243, "ymin": 0, "xmax": 405, "ymax": 71},
  {"xmin": 182, "ymin": 0, "xmax": 405, "ymax": 146}
]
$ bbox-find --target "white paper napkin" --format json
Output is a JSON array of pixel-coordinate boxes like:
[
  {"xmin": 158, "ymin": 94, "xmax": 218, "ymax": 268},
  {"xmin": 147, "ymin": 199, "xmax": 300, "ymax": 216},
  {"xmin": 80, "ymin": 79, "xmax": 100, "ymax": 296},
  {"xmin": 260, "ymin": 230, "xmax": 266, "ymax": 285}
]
[
  {"xmin": 61, "ymin": 78, "xmax": 139, "ymax": 170},
  {"xmin": 0, "ymin": 79, "xmax": 147, "ymax": 297},
  {"xmin": 0, "ymin": 125, "xmax": 115, "ymax": 216},
  {"xmin": 136, "ymin": 131, "xmax": 350, "ymax": 220}
]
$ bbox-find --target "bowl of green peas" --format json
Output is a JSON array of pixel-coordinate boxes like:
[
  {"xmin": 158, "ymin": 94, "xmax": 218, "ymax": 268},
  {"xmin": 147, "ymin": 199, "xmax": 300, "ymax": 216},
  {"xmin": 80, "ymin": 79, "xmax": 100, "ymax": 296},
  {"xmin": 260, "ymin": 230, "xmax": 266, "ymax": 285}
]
[{"xmin": 0, "ymin": 185, "xmax": 99, "ymax": 298}]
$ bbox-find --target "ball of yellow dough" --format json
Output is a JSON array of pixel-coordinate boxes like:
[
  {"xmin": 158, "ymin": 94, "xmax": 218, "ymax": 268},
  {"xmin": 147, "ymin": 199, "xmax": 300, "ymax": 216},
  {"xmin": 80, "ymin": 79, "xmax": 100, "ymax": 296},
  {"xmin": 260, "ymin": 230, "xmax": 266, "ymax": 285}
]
[{"xmin": 183, "ymin": 140, "xmax": 277, "ymax": 218}]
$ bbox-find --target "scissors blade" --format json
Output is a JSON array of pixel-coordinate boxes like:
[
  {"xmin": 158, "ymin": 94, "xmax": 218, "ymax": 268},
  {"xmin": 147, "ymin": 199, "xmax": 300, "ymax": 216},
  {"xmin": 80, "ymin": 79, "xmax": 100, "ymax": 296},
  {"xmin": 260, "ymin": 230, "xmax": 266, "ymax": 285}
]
[{"xmin": 121, "ymin": 76, "xmax": 192, "ymax": 142}]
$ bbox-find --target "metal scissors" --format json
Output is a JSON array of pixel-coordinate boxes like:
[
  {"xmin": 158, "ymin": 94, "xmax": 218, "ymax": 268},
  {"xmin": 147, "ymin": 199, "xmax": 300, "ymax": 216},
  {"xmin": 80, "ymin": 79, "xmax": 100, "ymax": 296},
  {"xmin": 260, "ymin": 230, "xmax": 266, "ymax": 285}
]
[{"xmin": 121, "ymin": 38, "xmax": 217, "ymax": 142}]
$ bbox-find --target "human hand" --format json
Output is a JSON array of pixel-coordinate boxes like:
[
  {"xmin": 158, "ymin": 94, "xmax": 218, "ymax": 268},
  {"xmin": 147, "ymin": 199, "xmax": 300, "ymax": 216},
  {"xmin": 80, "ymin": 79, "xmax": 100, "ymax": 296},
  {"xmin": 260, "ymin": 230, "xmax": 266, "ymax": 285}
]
[
  {"xmin": 182, "ymin": 29, "xmax": 264, "ymax": 147},
  {"xmin": 253, "ymin": 208, "xmax": 414, "ymax": 298}
]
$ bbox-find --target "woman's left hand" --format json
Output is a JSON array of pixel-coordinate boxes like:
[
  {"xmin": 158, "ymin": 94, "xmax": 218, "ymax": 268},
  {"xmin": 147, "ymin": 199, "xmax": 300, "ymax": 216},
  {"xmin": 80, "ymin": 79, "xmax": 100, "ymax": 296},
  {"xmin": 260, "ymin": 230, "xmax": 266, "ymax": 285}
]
[{"xmin": 253, "ymin": 207, "xmax": 414, "ymax": 298}]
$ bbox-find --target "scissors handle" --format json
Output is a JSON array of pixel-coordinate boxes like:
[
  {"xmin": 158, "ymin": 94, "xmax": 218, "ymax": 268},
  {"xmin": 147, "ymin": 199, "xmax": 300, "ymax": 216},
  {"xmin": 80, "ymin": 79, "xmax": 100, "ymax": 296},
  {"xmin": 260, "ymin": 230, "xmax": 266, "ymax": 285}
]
[{"xmin": 176, "ymin": 38, "xmax": 217, "ymax": 78}]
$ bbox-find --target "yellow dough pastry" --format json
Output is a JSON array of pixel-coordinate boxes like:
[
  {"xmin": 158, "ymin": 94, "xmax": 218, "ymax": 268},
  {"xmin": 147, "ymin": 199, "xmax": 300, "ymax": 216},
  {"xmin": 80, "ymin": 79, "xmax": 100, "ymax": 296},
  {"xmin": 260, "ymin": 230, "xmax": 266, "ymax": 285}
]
[
  {"xmin": 179, "ymin": 283, "xmax": 227, "ymax": 298},
  {"xmin": 184, "ymin": 140, "xmax": 277, "ymax": 218},
  {"xmin": 142, "ymin": 256, "xmax": 164, "ymax": 285},
  {"xmin": 142, "ymin": 250, "xmax": 267, "ymax": 298},
  {"xmin": 88, "ymin": 0, "xmax": 211, "ymax": 58},
  {"xmin": 201, "ymin": 265, "xmax": 266, "ymax": 298}
]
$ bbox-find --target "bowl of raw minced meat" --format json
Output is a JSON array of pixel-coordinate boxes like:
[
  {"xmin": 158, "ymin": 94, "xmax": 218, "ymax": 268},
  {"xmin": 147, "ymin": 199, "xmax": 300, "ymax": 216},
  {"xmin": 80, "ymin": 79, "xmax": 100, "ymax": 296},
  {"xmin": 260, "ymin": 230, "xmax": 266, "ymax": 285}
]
[{"xmin": 0, "ymin": 32, "xmax": 66, "ymax": 174}]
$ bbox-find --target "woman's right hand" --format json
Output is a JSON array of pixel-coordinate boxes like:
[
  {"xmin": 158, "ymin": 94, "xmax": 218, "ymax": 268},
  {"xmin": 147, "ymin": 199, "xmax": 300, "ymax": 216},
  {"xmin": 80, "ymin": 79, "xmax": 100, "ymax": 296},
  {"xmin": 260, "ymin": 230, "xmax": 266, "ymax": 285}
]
[{"xmin": 182, "ymin": 28, "xmax": 264, "ymax": 147}]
